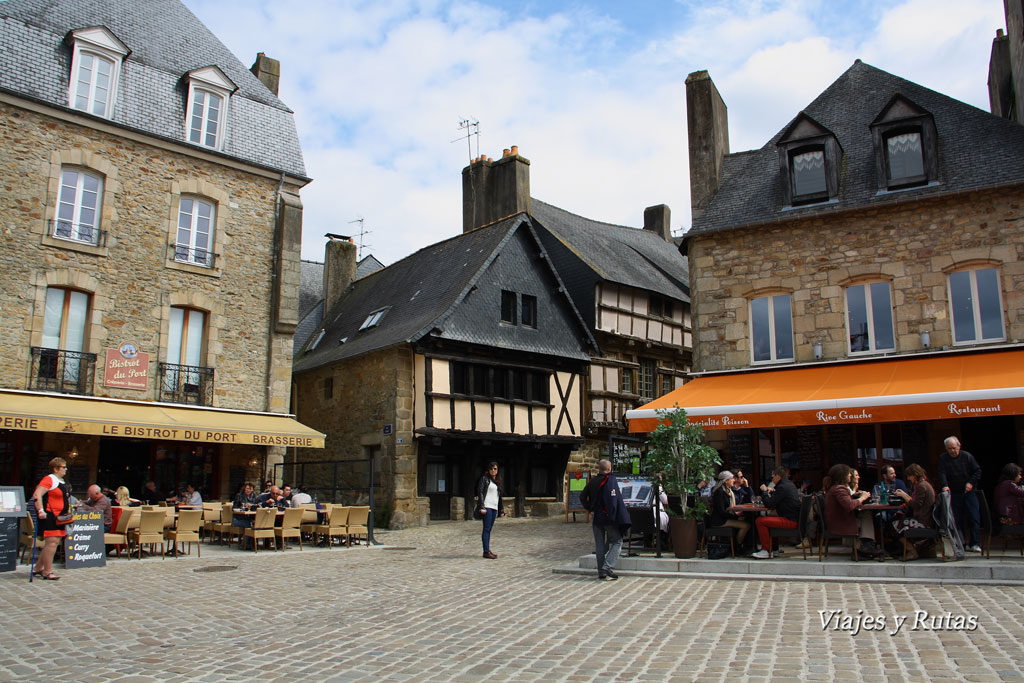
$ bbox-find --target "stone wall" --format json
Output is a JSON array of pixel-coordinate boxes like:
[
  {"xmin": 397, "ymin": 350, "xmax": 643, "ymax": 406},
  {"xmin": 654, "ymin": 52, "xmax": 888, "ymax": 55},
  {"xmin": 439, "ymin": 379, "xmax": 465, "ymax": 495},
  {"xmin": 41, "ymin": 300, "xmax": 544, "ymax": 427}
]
[
  {"xmin": 292, "ymin": 345, "xmax": 429, "ymax": 525},
  {"xmin": 689, "ymin": 188, "xmax": 1024, "ymax": 372},
  {"xmin": 0, "ymin": 104, "xmax": 297, "ymax": 414}
]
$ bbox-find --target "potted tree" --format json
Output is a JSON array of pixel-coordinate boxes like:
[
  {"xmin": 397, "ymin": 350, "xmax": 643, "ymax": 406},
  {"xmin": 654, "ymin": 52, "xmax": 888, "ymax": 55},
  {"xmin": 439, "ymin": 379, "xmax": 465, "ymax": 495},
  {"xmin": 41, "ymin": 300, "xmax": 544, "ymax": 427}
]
[{"xmin": 644, "ymin": 406, "xmax": 721, "ymax": 558}]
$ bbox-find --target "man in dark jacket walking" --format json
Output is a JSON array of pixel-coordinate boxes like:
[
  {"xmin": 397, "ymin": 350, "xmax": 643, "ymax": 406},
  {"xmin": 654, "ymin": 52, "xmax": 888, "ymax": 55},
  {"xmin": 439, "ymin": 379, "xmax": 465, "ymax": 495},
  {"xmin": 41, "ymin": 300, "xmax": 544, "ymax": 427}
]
[
  {"xmin": 580, "ymin": 459, "xmax": 632, "ymax": 580},
  {"xmin": 938, "ymin": 436, "xmax": 982, "ymax": 553}
]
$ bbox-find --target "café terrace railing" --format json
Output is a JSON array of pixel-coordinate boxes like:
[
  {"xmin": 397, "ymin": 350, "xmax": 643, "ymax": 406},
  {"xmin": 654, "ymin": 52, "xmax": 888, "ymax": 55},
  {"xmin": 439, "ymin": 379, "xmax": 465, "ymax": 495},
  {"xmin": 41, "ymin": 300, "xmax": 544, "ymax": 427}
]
[
  {"xmin": 158, "ymin": 362, "xmax": 215, "ymax": 406},
  {"xmin": 30, "ymin": 347, "xmax": 96, "ymax": 395}
]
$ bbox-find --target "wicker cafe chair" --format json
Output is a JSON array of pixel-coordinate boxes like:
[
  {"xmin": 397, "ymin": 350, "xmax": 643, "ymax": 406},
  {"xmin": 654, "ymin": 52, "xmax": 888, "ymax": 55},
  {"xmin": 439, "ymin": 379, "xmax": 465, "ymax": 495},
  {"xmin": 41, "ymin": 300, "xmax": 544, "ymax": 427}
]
[
  {"xmin": 164, "ymin": 509, "xmax": 203, "ymax": 558},
  {"xmin": 346, "ymin": 506, "xmax": 371, "ymax": 547},
  {"xmin": 130, "ymin": 510, "xmax": 167, "ymax": 559},
  {"xmin": 212, "ymin": 503, "xmax": 240, "ymax": 544},
  {"xmin": 814, "ymin": 493, "xmax": 859, "ymax": 562},
  {"xmin": 244, "ymin": 508, "xmax": 278, "ymax": 553},
  {"xmin": 200, "ymin": 502, "xmax": 221, "ymax": 541},
  {"xmin": 768, "ymin": 496, "xmax": 813, "ymax": 560},
  {"xmin": 313, "ymin": 505, "xmax": 350, "ymax": 548},
  {"xmin": 300, "ymin": 504, "xmax": 323, "ymax": 541},
  {"xmin": 104, "ymin": 508, "xmax": 135, "ymax": 558},
  {"xmin": 274, "ymin": 507, "xmax": 304, "ymax": 550}
]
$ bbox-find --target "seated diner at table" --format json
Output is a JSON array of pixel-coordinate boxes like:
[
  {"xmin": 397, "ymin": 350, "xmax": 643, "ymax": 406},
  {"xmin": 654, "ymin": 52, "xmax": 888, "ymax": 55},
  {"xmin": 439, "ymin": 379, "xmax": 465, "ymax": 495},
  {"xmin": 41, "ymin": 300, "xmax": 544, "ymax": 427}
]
[
  {"xmin": 889, "ymin": 463, "xmax": 936, "ymax": 560},
  {"xmin": 709, "ymin": 470, "xmax": 751, "ymax": 553},
  {"xmin": 994, "ymin": 463, "xmax": 1024, "ymax": 525},
  {"xmin": 258, "ymin": 485, "xmax": 286, "ymax": 507},
  {"xmin": 824, "ymin": 464, "xmax": 882, "ymax": 558},
  {"xmin": 290, "ymin": 485, "xmax": 312, "ymax": 506},
  {"xmin": 80, "ymin": 484, "xmax": 113, "ymax": 532},
  {"xmin": 180, "ymin": 483, "xmax": 202, "ymax": 507},
  {"xmin": 140, "ymin": 480, "xmax": 163, "ymax": 505},
  {"xmin": 233, "ymin": 481, "xmax": 259, "ymax": 549},
  {"xmin": 751, "ymin": 467, "xmax": 801, "ymax": 559},
  {"xmin": 731, "ymin": 470, "xmax": 754, "ymax": 505},
  {"xmin": 112, "ymin": 486, "xmax": 140, "ymax": 507}
]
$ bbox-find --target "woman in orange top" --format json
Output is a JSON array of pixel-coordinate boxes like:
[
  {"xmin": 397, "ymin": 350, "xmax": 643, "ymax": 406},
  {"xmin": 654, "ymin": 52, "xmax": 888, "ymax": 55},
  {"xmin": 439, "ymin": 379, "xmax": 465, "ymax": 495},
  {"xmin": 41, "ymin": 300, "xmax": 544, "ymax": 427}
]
[{"xmin": 32, "ymin": 456, "xmax": 72, "ymax": 580}]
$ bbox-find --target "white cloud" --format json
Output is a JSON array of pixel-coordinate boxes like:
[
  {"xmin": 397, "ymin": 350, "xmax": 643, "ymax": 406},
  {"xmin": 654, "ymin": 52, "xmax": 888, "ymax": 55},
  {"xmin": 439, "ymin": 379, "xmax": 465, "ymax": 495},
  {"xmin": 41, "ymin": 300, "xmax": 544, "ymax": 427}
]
[{"xmin": 184, "ymin": 0, "xmax": 1009, "ymax": 262}]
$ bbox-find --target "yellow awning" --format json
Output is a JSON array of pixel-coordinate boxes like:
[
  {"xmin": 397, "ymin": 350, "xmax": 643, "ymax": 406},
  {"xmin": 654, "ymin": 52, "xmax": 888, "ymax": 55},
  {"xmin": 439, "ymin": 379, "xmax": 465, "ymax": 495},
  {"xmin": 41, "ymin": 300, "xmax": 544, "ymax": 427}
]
[{"xmin": 0, "ymin": 390, "xmax": 325, "ymax": 448}]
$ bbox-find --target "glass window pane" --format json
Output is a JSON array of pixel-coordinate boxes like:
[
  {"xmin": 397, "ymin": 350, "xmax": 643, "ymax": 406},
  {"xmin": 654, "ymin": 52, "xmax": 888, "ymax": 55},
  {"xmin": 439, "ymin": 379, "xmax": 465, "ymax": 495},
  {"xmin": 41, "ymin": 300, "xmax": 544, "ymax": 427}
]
[
  {"xmin": 949, "ymin": 271, "xmax": 976, "ymax": 342},
  {"xmin": 975, "ymin": 268, "xmax": 1004, "ymax": 340},
  {"xmin": 869, "ymin": 282, "xmax": 895, "ymax": 350},
  {"xmin": 887, "ymin": 132, "xmax": 923, "ymax": 180},
  {"xmin": 751, "ymin": 297, "xmax": 771, "ymax": 362},
  {"xmin": 42, "ymin": 288, "xmax": 65, "ymax": 348},
  {"xmin": 185, "ymin": 310, "xmax": 205, "ymax": 366},
  {"xmin": 64, "ymin": 291, "xmax": 88, "ymax": 352},
  {"xmin": 168, "ymin": 308, "xmax": 184, "ymax": 366},
  {"xmin": 792, "ymin": 150, "xmax": 826, "ymax": 196},
  {"xmin": 773, "ymin": 295, "xmax": 793, "ymax": 360},
  {"xmin": 847, "ymin": 285, "xmax": 869, "ymax": 351}
]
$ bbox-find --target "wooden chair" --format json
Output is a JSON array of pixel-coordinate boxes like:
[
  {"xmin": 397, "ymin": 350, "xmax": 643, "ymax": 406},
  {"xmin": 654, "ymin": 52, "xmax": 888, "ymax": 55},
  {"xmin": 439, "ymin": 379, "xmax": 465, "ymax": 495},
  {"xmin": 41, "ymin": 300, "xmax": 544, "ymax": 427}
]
[
  {"xmin": 129, "ymin": 510, "xmax": 167, "ymax": 559},
  {"xmin": 275, "ymin": 508, "xmax": 304, "ymax": 550},
  {"xmin": 768, "ymin": 496, "xmax": 813, "ymax": 559},
  {"xmin": 243, "ymin": 508, "xmax": 278, "ymax": 553},
  {"xmin": 104, "ymin": 508, "xmax": 135, "ymax": 558},
  {"xmin": 814, "ymin": 493, "xmax": 859, "ymax": 562},
  {"xmin": 164, "ymin": 509, "xmax": 203, "ymax": 557},
  {"xmin": 312, "ymin": 505, "xmax": 349, "ymax": 548},
  {"xmin": 346, "ymin": 506, "xmax": 371, "ymax": 547}
]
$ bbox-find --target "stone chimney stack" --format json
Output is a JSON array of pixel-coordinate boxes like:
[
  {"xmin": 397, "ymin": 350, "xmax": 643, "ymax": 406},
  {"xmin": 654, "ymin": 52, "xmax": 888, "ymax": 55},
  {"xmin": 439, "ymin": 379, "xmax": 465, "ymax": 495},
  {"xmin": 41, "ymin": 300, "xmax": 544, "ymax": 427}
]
[
  {"xmin": 323, "ymin": 234, "xmax": 357, "ymax": 314},
  {"xmin": 250, "ymin": 52, "xmax": 280, "ymax": 96},
  {"xmin": 462, "ymin": 146, "xmax": 530, "ymax": 233},
  {"xmin": 643, "ymin": 204, "xmax": 672, "ymax": 241},
  {"xmin": 686, "ymin": 70, "xmax": 730, "ymax": 223}
]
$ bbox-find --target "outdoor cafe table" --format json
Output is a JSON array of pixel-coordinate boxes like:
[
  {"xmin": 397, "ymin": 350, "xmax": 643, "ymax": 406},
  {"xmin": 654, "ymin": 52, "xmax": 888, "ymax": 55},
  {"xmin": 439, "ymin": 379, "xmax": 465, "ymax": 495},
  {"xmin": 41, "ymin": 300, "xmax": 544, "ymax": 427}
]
[{"xmin": 861, "ymin": 503, "xmax": 904, "ymax": 543}]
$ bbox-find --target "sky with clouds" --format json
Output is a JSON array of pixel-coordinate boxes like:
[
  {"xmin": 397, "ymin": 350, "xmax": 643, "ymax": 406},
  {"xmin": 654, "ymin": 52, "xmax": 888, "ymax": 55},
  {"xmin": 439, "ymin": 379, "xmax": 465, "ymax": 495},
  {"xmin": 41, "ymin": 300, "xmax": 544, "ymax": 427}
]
[{"xmin": 183, "ymin": 0, "xmax": 1009, "ymax": 265}]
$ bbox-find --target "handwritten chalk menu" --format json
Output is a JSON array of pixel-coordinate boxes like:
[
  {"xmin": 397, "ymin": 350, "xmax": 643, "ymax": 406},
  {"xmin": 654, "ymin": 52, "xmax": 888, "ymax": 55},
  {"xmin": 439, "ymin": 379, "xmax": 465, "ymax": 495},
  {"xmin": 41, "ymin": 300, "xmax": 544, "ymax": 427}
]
[
  {"xmin": 566, "ymin": 471, "xmax": 590, "ymax": 514},
  {"xmin": 0, "ymin": 517, "xmax": 17, "ymax": 572},
  {"xmin": 728, "ymin": 432, "xmax": 753, "ymax": 473},
  {"xmin": 65, "ymin": 510, "xmax": 106, "ymax": 569},
  {"xmin": 796, "ymin": 427, "xmax": 822, "ymax": 470}
]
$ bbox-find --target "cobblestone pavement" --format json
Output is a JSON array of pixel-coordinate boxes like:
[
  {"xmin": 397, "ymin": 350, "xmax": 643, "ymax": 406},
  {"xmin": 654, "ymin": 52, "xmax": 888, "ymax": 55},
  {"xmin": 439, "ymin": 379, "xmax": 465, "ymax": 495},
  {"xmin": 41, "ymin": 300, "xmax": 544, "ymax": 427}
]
[{"xmin": 3, "ymin": 517, "xmax": 1024, "ymax": 682}]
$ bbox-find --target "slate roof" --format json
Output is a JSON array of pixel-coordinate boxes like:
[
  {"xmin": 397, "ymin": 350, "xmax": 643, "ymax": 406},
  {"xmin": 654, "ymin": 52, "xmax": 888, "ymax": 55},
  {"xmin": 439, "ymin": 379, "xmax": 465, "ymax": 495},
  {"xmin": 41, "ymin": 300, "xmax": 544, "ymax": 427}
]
[
  {"xmin": 0, "ymin": 0, "xmax": 306, "ymax": 178},
  {"xmin": 294, "ymin": 255, "xmax": 387, "ymax": 356},
  {"xmin": 531, "ymin": 199, "xmax": 689, "ymax": 300},
  {"xmin": 690, "ymin": 60, "xmax": 1024, "ymax": 237},
  {"xmin": 293, "ymin": 215, "xmax": 594, "ymax": 373}
]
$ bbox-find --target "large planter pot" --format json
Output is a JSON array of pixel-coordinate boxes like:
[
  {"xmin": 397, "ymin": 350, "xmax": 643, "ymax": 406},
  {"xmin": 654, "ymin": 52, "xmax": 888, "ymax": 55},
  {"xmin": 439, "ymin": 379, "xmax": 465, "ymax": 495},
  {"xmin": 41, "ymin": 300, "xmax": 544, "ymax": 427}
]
[{"xmin": 669, "ymin": 516, "xmax": 698, "ymax": 559}]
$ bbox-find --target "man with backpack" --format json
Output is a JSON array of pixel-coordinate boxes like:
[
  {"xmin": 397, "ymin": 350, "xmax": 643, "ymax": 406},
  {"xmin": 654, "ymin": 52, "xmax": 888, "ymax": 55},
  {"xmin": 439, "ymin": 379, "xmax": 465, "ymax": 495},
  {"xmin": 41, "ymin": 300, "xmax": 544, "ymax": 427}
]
[{"xmin": 580, "ymin": 459, "xmax": 632, "ymax": 581}]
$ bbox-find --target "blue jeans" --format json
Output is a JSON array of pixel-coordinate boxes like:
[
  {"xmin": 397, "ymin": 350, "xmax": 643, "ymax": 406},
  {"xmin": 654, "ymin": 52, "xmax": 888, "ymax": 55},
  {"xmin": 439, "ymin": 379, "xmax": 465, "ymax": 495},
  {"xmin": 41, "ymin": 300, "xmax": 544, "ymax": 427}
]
[
  {"xmin": 481, "ymin": 508, "xmax": 497, "ymax": 553},
  {"xmin": 950, "ymin": 489, "xmax": 980, "ymax": 547},
  {"xmin": 593, "ymin": 524, "xmax": 623, "ymax": 574}
]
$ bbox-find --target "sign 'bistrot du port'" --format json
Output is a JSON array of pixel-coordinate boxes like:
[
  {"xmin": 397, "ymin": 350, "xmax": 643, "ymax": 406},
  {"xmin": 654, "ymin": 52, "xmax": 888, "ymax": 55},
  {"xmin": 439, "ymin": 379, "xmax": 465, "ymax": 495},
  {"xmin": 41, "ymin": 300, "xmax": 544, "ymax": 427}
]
[{"xmin": 103, "ymin": 342, "xmax": 150, "ymax": 390}]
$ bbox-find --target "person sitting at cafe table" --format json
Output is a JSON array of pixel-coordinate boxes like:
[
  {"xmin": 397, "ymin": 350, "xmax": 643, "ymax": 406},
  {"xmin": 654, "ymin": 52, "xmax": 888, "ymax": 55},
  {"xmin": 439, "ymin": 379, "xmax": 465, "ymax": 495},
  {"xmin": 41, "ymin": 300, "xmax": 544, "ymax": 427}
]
[
  {"xmin": 281, "ymin": 485, "xmax": 293, "ymax": 505},
  {"xmin": 995, "ymin": 463, "xmax": 1024, "ymax": 526},
  {"xmin": 291, "ymin": 485, "xmax": 312, "ymax": 506},
  {"xmin": 708, "ymin": 470, "xmax": 752, "ymax": 553},
  {"xmin": 257, "ymin": 485, "xmax": 287, "ymax": 507},
  {"xmin": 751, "ymin": 467, "xmax": 801, "ymax": 559},
  {"xmin": 233, "ymin": 481, "xmax": 259, "ymax": 549},
  {"xmin": 825, "ymin": 464, "xmax": 883, "ymax": 558},
  {"xmin": 80, "ymin": 484, "xmax": 113, "ymax": 532},
  {"xmin": 140, "ymin": 480, "xmax": 162, "ymax": 505},
  {"xmin": 888, "ymin": 463, "xmax": 936, "ymax": 560},
  {"xmin": 731, "ymin": 470, "xmax": 754, "ymax": 505},
  {"xmin": 112, "ymin": 486, "xmax": 139, "ymax": 507},
  {"xmin": 180, "ymin": 483, "xmax": 202, "ymax": 507}
]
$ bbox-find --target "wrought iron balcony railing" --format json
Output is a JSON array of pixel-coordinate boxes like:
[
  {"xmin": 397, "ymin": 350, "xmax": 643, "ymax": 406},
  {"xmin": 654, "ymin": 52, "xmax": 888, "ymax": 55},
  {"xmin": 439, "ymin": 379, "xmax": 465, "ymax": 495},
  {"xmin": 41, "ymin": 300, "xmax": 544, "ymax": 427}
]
[
  {"xmin": 30, "ymin": 347, "xmax": 96, "ymax": 395},
  {"xmin": 159, "ymin": 362, "xmax": 214, "ymax": 406},
  {"xmin": 171, "ymin": 243, "xmax": 216, "ymax": 268},
  {"xmin": 49, "ymin": 219, "xmax": 107, "ymax": 247}
]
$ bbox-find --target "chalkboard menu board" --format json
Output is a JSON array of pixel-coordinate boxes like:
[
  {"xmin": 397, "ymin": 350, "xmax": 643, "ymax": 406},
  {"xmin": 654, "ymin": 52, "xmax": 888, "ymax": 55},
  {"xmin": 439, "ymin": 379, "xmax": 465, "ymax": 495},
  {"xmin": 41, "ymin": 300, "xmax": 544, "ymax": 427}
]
[
  {"xmin": 0, "ymin": 517, "xmax": 17, "ymax": 573},
  {"xmin": 67, "ymin": 465, "xmax": 89, "ymax": 495},
  {"xmin": 565, "ymin": 471, "xmax": 590, "ymax": 521},
  {"xmin": 797, "ymin": 428, "xmax": 822, "ymax": 471},
  {"xmin": 901, "ymin": 422, "xmax": 929, "ymax": 469},
  {"xmin": 65, "ymin": 510, "xmax": 106, "ymax": 569},
  {"xmin": 827, "ymin": 426, "xmax": 857, "ymax": 467},
  {"xmin": 728, "ymin": 432, "xmax": 753, "ymax": 473}
]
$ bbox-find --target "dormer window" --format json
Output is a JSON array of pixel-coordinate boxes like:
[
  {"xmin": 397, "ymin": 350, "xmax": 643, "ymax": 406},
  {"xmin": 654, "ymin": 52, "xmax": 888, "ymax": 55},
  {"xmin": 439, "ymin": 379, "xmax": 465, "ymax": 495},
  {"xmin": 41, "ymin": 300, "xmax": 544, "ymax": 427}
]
[
  {"xmin": 871, "ymin": 95, "xmax": 937, "ymax": 190},
  {"xmin": 776, "ymin": 113, "xmax": 841, "ymax": 207},
  {"xmin": 66, "ymin": 27, "xmax": 129, "ymax": 119},
  {"xmin": 184, "ymin": 66, "xmax": 237, "ymax": 151}
]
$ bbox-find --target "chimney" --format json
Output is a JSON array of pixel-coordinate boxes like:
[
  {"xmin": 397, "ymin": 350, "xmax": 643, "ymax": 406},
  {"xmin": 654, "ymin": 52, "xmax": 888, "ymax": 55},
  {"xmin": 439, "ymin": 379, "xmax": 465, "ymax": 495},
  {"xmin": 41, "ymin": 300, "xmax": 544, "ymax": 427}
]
[
  {"xmin": 988, "ymin": 29, "xmax": 1017, "ymax": 122},
  {"xmin": 686, "ymin": 70, "xmax": 730, "ymax": 223},
  {"xmin": 250, "ymin": 52, "xmax": 280, "ymax": 96},
  {"xmin": 323, "ymin": 233, "xmax": 357, "ymax": 313},
  {"xmin": 643, "ymin": 204, "xmax": 672, "ymax": 241},
  {"xmin": 462, "ymin": 147, "xmax": 530, "ymax": 233}
]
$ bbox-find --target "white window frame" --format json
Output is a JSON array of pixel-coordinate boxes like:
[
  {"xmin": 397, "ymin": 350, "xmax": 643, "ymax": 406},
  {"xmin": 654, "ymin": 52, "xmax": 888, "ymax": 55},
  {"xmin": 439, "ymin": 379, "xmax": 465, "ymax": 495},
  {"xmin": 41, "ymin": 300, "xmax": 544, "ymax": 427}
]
[
  {"xmin": 844, "ymin": 281, "xmax": 896, "ymax": 355},
  {"xmin": 55, "ymin": 167, "xmax": 104, "ymax": 244},
  {"xmin": 66, "ymin": 27, "xmax": 129, "ymax": 120},
  {"xmin": 42, "ymin": 287, "xmax": 90, "ymax": 383},
  {"xmin": 166, "ymin": 307, "xmax": 207, "ymax": 393},
  {"xmin": 175, "ymin": 196, "xmax": 216, "ymax": 267},
  {"xmin": 184, "ymin": 66, "xmax": 236, "ymax": 152},
  {"xmin": 750, "ymin": 294, "xmax": 794, "ymax": 364},
  {"xmin": 947, "ymin": 268, "xmax": 1006, "ymax": 345}
]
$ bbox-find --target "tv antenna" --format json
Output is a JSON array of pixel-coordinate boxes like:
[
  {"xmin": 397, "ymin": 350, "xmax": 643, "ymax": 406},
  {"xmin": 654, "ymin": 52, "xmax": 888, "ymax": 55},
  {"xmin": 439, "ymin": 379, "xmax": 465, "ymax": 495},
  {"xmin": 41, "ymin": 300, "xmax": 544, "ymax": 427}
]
[
  {"xmin": 452, "ymin": 118, "xmax": 480, "ymax": 163},
  {"xmin": 347, "ymin": 217, "xmax": 371, "ymax": 260}
]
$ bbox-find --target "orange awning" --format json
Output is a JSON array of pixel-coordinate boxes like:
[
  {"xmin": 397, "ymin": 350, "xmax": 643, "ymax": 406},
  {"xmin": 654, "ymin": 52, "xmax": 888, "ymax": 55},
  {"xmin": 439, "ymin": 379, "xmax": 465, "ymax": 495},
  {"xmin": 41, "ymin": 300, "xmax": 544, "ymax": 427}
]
[{"xmin": 627, "ymin": 350, "xmax": 1024, "ymax": 432}]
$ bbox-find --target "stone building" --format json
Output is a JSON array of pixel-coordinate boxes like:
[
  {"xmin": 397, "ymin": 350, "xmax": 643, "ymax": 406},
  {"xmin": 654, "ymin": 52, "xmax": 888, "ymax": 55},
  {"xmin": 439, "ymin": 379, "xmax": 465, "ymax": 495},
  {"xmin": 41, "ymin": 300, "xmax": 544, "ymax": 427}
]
[
  {"xmin": 0, "ymin": 0, "xmax": 322, "ymax": 500},
  {"xmin": 630, "ymin": 60, "xmax": 1024, "ymax": 495}
]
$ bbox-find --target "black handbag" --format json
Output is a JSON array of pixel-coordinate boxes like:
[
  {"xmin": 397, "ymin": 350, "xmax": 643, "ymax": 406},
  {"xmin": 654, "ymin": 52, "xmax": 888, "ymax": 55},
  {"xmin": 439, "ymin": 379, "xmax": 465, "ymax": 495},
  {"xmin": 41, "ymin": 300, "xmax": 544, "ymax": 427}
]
[{"xmin": 473, "ymin": 506, "xmax": 485, "ymax": 520}]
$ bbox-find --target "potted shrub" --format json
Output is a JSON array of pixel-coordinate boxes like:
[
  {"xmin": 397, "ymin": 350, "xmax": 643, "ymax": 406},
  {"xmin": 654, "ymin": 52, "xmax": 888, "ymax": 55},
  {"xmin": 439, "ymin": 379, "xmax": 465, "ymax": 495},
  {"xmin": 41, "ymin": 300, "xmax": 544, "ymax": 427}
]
[{"xmin": 645, "ymin": 406, "xmax": 721, "ymax": 558}]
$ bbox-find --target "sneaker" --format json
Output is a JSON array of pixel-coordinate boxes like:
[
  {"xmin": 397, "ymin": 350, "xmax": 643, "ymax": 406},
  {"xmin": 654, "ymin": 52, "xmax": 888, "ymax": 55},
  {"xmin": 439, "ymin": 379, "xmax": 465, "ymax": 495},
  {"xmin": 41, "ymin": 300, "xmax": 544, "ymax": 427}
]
[
  {"xmin": 605, "ymin": 569, "xmax": 618, "ymax": 579},
  {"xmin": 966, "ymin": 544, "xmax": 982, "ymax": 553},
  {"xmin": 751, "ymin": 549, "xmax": 771, "ymax": 559},
  {"xmin": 598, "ymin": 572, "xmax": 609, "ymax": 580}
]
